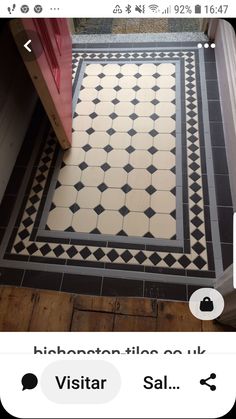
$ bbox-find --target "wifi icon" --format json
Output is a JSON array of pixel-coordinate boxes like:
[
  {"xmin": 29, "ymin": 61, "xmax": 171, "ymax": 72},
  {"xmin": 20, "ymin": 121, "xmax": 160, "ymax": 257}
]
[{"xmin": 149, "ymin": 4, "xmax": 159, "ymax": 13}]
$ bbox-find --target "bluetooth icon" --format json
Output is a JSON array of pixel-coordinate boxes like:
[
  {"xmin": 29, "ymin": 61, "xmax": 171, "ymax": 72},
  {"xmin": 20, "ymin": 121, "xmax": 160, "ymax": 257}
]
[{"xmin": 125, "ymin": 4, "xmax": 132, "ymax": 13}]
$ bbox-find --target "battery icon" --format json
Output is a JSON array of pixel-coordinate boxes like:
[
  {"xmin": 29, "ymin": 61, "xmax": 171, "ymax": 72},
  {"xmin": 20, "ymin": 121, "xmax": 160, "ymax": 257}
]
[{"xmin": 195, "ymin": 5, "xmax": 202, "ymax": 14}]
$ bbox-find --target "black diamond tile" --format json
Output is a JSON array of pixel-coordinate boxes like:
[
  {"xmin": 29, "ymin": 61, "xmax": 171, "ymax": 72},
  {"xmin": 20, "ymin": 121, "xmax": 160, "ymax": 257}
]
[
  {"xmin": 127, "ymin": 129, "xmax": 137, "ymax": 136},
  {"xmin": 144, "ymin": 207, "xmax": 155, "ymax": 218},
  {"xmin": 107, "ymin": 128, "xmax": 116, "ymax": 136},
  {"xmin": 192, "ymin": 216, "xmax": 203, "ymax": 228},
  {"xmin": 80, "ymin": 247, "xmax": 92, "ymax": 259},
  {"xmin": 190, "ymin": 193, "xmax": 201, "ymax": 204},
  {"xmin": 135, "ymin": 251, "xmax": 147, "ymax": 264},
  {"xmin": 146, "ymin": 185, "xmax": 156, "ymax": 195},
  {"xmin": 149, "ymin": 253, "xmax": 161, "ymax": 265},
  {"xmin": 98, "ymin": 72, "xmax": 105, "ymax": 78},
  {"xmin": 107, "ymin": 249, "xmax": 119, "ymax": 262},
  {"xmin": 112, "ymin": 98, "xmax": 120, "ymax": 105},
  {"xmin": 120, "ymin": 250, "xmax": 133, "ymax": 262},
  {"xmin": 133, "ymin": 85, "xmax": 140, "ymax": 92},
  {"xmin": 104, "ymin": 144, "xmax": 113, "ymax": 153},
  {"xmin": 83, "ymin": 144, "xmax": 92, "ymax": 152},
  {"xmin": 193, "ymin": 242, "xmax": 205, "ymax": 255},
  {"xmin": 152, "ymin": 86, "xmax": 160, "ymax": 92},
  {"xmin": 178, "ymin": 255, "xmax": 191, "ymax": 268},
  {"xmin": 193, "ymin": 256, "xmax": 206, "ymax": 269},
  {"xmin": 164, "ymin": 254, "xmax": 176, "ymax": 267},
  {"xmin": 126, "ymin": 145, "xmax": 135, "ymax": 154},
  {"xmin": 190, "ymin": 204, "xmax": 202, "ymax": 216},
  {"xmin": 150, "ymin": 113, "xmax": 159, "ymax": 121},
  {"xmin": 190, "ymin": 183, "xmax": 201, "ymax": 193},
  {"xmin": 151, "ymin": 99, "xmax": 159, "ymax": 105},
  {"xmin": 131, "ymin": 98, "xmax": 139, "ymax": 105},
  {"xmin": 114, "ymin": 85, "xmax": 121, "ymax": 91},
  {"xmin": 93, "ymin": 248, "xmax": 105, "ymax": 260},
  {"xmin": 149, "ymin": 129, "xmax": 158, "ymax": 137},
  {"xmin": 53, "ymin": 245, "xmax": 64, "ymax": 257},
  {"xmin": 95, "ymin": 85, "xmax": 103, "ymax": 91},
  {"xmin": 121, "ymin": 184, "xmax": 132, "ymax": 193},
  {"xmin": 116, "ymin": 73, "xmax": 124, "ymax": 79},
  {"xmin": 134, "ymin": 73, "xmax": 142, "ymax": 79},
  {"xmin": 22, "ymin": 217, "xmax": 34, "ymax": 228},
  {"xmin": 19, "ymin": 229, "xmax": 30, "ymax": 240},
  {"xmin": 98, "ymin": 183, "xmax": 108, "ymax": 192},
  {"xmin": 67, "ymin": 246, "xmax": 78, "ymax": 258},
  {"xmin": 192, "ymin": 228, "xmax": 204, "ymax": 240},
  {"xmin": 119, "ymin": 205, "xmax": 130, "ymax": 216},
  {"xmin": 79, "ymin": 162, "xmax": 88, "ymax": 171},
  {"xmin": 101, "ymin": 162, "xmax": 111, "ymax": 172},
  {"xmin": 94, "ymin": 204, "xmax": 105, "ymax": 214},
  {"xmin": 93, "ymin": 98, "xmax": 100, "ymax": 105},
  {"xmin": 86, "ymin": 127, "xmax": 95, "ymax": 135},
  {"xmin": 147, "ymin": 165, "xmax": 157, "ymax": 174},
  {"xmin": 89, "ymin": 112, "xmax": 98, "ymax": 119},
  {"xmin": 40, "ymin": 244, "xmax": 51, "ymax": 256},
  {"xmin": 124, "ymin": 164, "xmax": 134, "ymax": 173},
  {"xmin": 14, "ymin": 241, "xmax": 25, "ymax": 253},
  {"xmin": 74, "ymin": 182, "xmax": 84, "ymax": 191},
  {"xmin": 70, "ymin": 203, "xmax": 80, "ymax": 214},
  {"xmin": 109, "ymin": 112, "xmax": 118, "ymax": 120},
  {"xmin": 129, "ymin": 113, "xmax": 138, "ymax": 120},
  {"xmin": 27, "ymin": 243, "xmax": 38, "ymax": 255},
  {"xmin": 148, "ymin": 146, "xmax": 157, "ymax": 155}
]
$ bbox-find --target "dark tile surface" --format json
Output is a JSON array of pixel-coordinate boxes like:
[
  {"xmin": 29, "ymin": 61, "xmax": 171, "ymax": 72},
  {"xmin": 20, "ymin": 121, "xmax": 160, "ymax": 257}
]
[
  {"xmin": 187, "ymin": 284, "xmax": 210, "ymax": 300},
  {"xmin": 22, "ymin": 270, "xmax": 62, "ymax": 290},
  {"xmin": 61, "ymin": 274, "xmax": 102, "ymax": 295},
  {"xmin": 221, "ymin": 243, "xmax": 233, "ymax": 270},
  {"xmin": 210, "ymin": 123, "xmax": 225, "ymax": 147},
  {"xmin": 208, "ymin": 101, "xmax": 222, "ymax": 122},
  {"xmin": 217, "ymin": 206, "xmax": 234, "ymax": 244},
  {"xmin": 0, "ymin": 228, "xmax": 5, "ymax": 245},
  {"xmin": 102, "ymin": 277, "xmax": 143, "ymax": 297},
  {"xmin": 0, "ymin": 267, "xmax": 24, "ymax": 286},
  {"xmin": 214, "ymin": 175, "xmax": 232, "ymax": 206},
  {"xmin": 144, "ymin": 281, "xmax": 187, "ymax": 300},
  {"xmin": 4, "ymin": 167, "xmax": 27, "ymax": 195},
  {"xmin": 205, "ymin": 62, "xmax": 217, "ymax": 79},
  {"xmin": 0, "ymin": 195, "xmax": 17, "ymax": 227},
  {"xmin": 212, "ymin": 147, "xmax": 229, "ymax": 174},
  {"xmin": 206, "ymin": 80, "xmax": 220, "ymax": 100}
]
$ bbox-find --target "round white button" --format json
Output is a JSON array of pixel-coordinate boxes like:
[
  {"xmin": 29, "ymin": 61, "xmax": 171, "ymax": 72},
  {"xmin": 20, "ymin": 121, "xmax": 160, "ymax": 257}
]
[{"xmin": 189, "ymin": 288, "xmax": 224, "ymax": 321}]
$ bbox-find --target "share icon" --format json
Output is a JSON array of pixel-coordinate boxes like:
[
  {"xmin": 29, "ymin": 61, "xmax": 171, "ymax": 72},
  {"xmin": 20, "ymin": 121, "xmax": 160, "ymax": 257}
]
[{"xmin": 200, "ymin": 373, "xmax": 216, "ymax": 391}]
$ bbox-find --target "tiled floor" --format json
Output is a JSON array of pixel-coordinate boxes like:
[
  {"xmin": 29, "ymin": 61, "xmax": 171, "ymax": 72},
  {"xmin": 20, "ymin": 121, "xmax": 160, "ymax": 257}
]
[{"xmin": 0, "ymin": 39, "xmax": 233, "ymax": 300}]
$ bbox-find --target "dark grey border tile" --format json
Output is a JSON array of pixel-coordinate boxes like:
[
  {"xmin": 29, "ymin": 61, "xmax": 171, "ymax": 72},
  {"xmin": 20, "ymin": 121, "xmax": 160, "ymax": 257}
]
[
  {"xmin": 61, "ymin": 274, "xmax": 102, "ymax": 295},
  {"xmin": 22, "ymin": 270, "xmax": 62, "ymax": 291},
  {"xmin": 0, "ymin": 267, "xmax": 24, "ymax": 286},
  {"xmin": 102, "ymin": 277, "xmax": 143, "ymax": 297}
]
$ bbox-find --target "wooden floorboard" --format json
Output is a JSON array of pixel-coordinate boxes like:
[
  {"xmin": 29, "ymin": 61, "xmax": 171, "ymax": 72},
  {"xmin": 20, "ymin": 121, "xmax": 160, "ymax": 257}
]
[
  {"xmin": 29, "ymin": 290, "xmax": 74, "ymax": 332},
  {"xmin": 0, "ymin": 286, "xmax": 234, "ymax": 332}
]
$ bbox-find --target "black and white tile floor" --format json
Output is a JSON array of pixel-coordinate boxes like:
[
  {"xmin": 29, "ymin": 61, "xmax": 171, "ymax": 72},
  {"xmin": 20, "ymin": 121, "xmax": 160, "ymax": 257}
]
[{"xmin": 0, "ymin": 40, "xmax": 233, "ymax": 300}]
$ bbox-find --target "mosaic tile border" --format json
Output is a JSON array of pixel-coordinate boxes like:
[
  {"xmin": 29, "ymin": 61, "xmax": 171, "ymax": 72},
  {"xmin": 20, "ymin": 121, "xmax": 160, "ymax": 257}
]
[{"xmin": 0, "ymin": 42, "xmax": 227, "ymax": 292}]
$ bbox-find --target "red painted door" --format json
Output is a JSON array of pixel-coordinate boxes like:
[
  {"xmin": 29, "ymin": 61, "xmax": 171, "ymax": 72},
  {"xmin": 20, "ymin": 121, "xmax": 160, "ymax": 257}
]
[{"xmin": 11, "ymin": 18, "xmax": 72, "ymax": 149}]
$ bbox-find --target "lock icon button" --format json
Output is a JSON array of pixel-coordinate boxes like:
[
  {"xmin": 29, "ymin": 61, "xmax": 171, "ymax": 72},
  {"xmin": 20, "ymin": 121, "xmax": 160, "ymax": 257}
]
[{"xmin": 200, "ymin": 296, "xmax": 214, "ymax": 312}]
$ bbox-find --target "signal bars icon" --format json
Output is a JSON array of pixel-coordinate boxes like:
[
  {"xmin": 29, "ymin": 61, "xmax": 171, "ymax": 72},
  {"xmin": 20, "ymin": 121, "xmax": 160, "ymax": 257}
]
[{"xmin": 162, "ymin": 5, "xmax": 172, "ymax": 14}]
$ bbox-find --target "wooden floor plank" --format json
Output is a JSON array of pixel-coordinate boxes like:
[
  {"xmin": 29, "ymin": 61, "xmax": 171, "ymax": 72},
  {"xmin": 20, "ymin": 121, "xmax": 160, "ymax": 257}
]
[
  {"xmin": 74, "ymin": 295, "xmax": 116, "ymax": 313},
  {"xmin": 71, "ymin": 310, "xmax": 114, "ymax": 331},
  {"xmin": 29, "ymin": 290, "xmax": 74, "ymax": 331},
  {"xmin": 0, "ymin": 286, "xmax": 36, "ymax": 331},
  {"xmin": 156, "ymin": 301, "xmax": 202, "ymax": 332},
  {"xmin": 113, "ymin": 314, "xmax": 156, "ymax": 331},
  {"xmin": 115, "ymin": 297, "xmax": 157, "ymax": 317}
]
